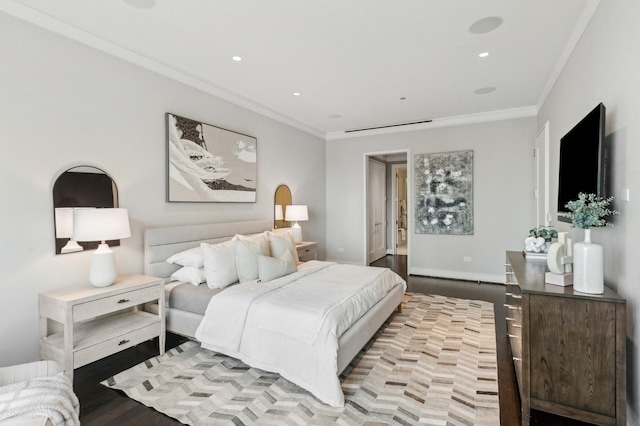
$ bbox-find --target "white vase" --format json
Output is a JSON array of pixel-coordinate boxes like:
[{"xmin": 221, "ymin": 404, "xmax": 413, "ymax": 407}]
[{"xmin": 573, "ymin": 229, "xmax": 604, "ymax": 294}]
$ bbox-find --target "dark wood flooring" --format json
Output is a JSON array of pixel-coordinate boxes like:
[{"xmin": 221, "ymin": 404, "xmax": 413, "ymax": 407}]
[{"xmin": 73, "ymin": 255, "xmax": 593, "ymax": 425}]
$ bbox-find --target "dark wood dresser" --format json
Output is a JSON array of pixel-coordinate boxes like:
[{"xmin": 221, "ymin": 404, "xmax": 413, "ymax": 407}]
[{"xmin": 505, "ymin": 251, "xmax": 626, "ymax": 425}]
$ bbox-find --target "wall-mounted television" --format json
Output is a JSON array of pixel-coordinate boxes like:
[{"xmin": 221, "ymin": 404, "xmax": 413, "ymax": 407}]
[{"xmin": 557, "ymin": 103, "xmax": 606, "ymax": 222}]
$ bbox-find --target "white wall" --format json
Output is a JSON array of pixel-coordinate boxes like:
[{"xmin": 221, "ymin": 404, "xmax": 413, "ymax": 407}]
[
  {"xmin": 326, "ymin": 117, "xmax": 537, "ymax": 283},
  {"xmin": 537, "ymin": 2, "xmax": 639, "ymax": 422},
  {"xmin": 0, "ymin": 13, "xmax": 325, "ymax": 366}
]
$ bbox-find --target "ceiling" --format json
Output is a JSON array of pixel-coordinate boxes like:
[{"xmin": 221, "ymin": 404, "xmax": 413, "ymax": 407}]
[{"xmin": 4, "ymin": 0, "xmax": 600, "ymax": 138}]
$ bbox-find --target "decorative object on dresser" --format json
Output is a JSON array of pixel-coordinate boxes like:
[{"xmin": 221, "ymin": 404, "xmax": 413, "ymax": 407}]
[
  {"xmin": 73, "ymin": 208, "xmax": 131, "ymax": 287},
  {"xmin": 166, "ymin": 113, "xmax": 257, "ymax": 203},
  {"xmin": 545, "ymin": 231, "xmax": 573, "ymax": 286},
  {"xmin": 505, "ymin": 251, "xmax": 626, "ymax": 426},
  {"xmin": 523, "ymin": 226, "xmax": 557, "ymax": 260},
  {"xmin": 39, "ymin": 274, "xmax": 165, "ymax": 382},
  {"xmin": 558, "ymin": 192, "xmax": 618, "ymax": 294},
  {"xmin": 414, "ymin": 150, "xmax": 473, "ymax": 235},
  {"xmin": 284, "ymin": 204, "xmax": 308, "ymax": 244}
]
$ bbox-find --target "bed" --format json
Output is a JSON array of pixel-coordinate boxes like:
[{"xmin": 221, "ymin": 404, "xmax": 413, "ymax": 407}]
[{"xmin": 144, "ymin": 220, "xmax": 406, "ymax": 407}]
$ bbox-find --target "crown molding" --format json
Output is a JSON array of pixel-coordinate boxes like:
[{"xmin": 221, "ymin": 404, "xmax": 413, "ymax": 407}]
[{"xmin": 0, "ymin": 1, "xmax": 325, "ymax": 139}]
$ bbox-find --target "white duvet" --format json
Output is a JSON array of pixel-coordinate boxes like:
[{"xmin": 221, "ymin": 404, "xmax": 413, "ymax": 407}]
[{"xmin": 194, "ymin": 260, "xmax": 406, "ymax": 407}]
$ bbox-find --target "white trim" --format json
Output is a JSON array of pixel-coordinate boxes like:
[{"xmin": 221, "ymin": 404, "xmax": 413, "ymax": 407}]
[
  {"xmin": 0, "ymin": 1, "xmax": 325, "ymax": 139},
  {"xmin": 409, "ymin": 267, "xmax": 504, "ymax": 285},
  {"xmin": 326, "ymin": 106, "xmax": 537, "ymax": 141},
  {"xmin": 536, "ymin": 0, "xmax": 602, "ymax": 110}
]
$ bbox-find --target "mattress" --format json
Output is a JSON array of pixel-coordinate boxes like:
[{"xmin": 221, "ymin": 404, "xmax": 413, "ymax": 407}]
[{"xmin": 165, "ymin": 281, "xmax": 226, "ymax": 316}]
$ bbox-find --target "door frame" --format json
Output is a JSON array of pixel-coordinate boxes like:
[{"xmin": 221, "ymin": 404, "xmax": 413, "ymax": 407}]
[
  {"xmin": 535, "ymin": 121, "xmax": 550, "ymax": 227},
  {"xmin": 363, "ymin": 149, "xmax": 411, "ymax": 268}
]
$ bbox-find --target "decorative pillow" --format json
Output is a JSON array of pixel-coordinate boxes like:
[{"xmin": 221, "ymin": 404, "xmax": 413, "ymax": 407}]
[
  {"xmin": 234, "ymin": 233, "xmax": 270, "ymax": 282},
  {"xmin": 201, "ymin": 240, "xmax": 238, "ymax": 289},
  {"xmin": 268, "ymin": 230, "xmax": 300, "ymax": 265},
  {"xmin": 166, "ymin": 246, "xmax": 203, "ymax": 269},
  {"xmin": 257, "ymin": 249, "xmax": 297, "ymax": 283},
  {"xmin": 170, "ymin": 266, "xmax": 206, "ymax": 286}
]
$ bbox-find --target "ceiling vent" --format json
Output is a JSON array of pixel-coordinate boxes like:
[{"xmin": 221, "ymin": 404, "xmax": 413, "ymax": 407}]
[{"xmin": 345, "ymin": 119, "xmax": 433, "ymax": 133}]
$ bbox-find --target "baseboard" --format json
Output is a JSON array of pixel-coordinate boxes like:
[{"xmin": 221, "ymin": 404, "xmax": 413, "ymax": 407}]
[{"xmin": 409, "ymin": 267, "xmax": 504, "ymax": 284}]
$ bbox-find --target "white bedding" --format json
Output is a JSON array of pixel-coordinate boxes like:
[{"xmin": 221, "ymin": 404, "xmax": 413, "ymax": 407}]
[{"xmin": 194, "ymin": 260, "xmax": 406, "ymax": 407}]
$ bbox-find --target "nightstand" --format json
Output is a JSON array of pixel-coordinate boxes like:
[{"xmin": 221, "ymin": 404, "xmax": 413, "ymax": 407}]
[
  {"xmin": 39, "ymin": 274, "xmax": 165, "ymax": 381},
  {"xmin": 296, "ymin": 241, "xmax": 317, "ymax": 262}
]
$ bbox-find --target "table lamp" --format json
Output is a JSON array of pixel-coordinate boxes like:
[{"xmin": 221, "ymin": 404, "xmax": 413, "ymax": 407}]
[
  {"xmin": 285, "ymin": 205, "xmax": 308, "ymax": 244},
  {"xmin": 73, "ymin": 208, "xmax": 131, "ymax": 287},
  {"xmin": 54, "ymin": 207, "xmax": 85, "ymax": 253}
]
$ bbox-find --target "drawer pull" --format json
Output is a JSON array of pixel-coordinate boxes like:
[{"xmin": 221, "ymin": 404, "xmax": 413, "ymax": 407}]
[
  {"xmin": 118, "ymin": 339, "xmax": 130, "ymax": 346},
  {"xmin": 512, "ymin": 324, "xmax": 522, "ymax": 328},
  {"xmin": 117, "ymin": 299, "xmax": 130, "ymax": 304},
  {"xmin": 503, "ymin": 304, "xmax": 518, "ymax": 310},
  {"xmin": 513, "ymin": 357, "xmax": 522, "ymax": 362},
  {"xmin": 508, "ymin": 334, "xmax": 520, "ymax": 339}
]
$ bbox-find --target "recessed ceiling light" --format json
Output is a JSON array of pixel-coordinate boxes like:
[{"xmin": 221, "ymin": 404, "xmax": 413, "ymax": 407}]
[
  {"xmin": 122, "ymin": 0, "xmax": 155, "ymax": 9},
  {"xmin": 232, "ymin": 56, "xmax": 242, "ymax": 62},
  {"xmin": 474, "ymin": 87, "xmax": 496, "ymax": 95},
  {"xmin": 478, "ymin": 52, "xmax": 490, "ymax": 58},
  {"xmin": 293, "ymin": 92, "xmax": 301, "ymax": 96},
  {"xmin": 400, "ymin": 97, "xmax": 407, "ymax": 100},
  {"xmin": 469, "ymin": 16, "xmax": 503, "ymax": 34}
]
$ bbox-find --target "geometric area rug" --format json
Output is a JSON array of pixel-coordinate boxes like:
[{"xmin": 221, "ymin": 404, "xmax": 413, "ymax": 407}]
[{"xmin": 102, "ymin": 293, "xmax": 499, "ymax": 425}]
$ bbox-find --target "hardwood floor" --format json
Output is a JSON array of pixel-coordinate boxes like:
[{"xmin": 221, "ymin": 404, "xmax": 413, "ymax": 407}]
[{"xmin": 73, "ymin": 255, "xmax": 594, "ymax": 425}]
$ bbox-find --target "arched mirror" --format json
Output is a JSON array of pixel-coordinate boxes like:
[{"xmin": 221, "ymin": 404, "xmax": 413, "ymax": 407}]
[
  {"xmin": 274, "ymin": 184, "xmax": 292, "ymax": 229},
  {"xmin": 52, "ymin": 166, "xmax": 119, "ymax": 254}
]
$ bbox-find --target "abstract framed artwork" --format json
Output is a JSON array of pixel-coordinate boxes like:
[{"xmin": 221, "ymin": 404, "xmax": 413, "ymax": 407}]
[
  {"xmin": 166, "ymin": 113, "xmax": 257, "ymax": 202},
  {"xmin": 414, "ymin": 150, "xmax": 473, "ymax": 235}
]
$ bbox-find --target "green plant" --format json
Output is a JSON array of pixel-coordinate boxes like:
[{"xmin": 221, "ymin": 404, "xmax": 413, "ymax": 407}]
[
  {"xmin": 528, "ymin": 226, "xmax": 558, "ymax": 242},
  {"xmin": 558, "ymin": 193, "xmax": 619, "ymax": 229}
]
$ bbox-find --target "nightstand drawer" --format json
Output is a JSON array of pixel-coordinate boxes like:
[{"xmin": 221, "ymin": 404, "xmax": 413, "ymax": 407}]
[
  {"xmin": 73, "ymin": 285, "xmax": 160, "ymax": 322},
  {"xmin": 73, "ymin": 322, "xmax": 160, "ymax": 368}
]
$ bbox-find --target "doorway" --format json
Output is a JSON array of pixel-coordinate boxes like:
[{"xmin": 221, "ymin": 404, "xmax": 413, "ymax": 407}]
[{"xmin": 365, "ymin": 150, "xmax": 410, "ymax": 266}]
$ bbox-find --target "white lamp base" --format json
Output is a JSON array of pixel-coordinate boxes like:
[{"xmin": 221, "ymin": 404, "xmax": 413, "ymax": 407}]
[
  {"xmin": 61, "ymin": 240, "xmax": 84, "ymax": 254},
  {"xmin": 291, "ymin": 222, "xmax": 303, "ymax": 244},
  {"xmin": 89, "ymin": 243, "xmax": 118, "ymax": 287}
]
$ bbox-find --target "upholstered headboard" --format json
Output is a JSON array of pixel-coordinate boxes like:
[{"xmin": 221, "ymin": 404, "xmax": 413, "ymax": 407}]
[{"xmin": 144, "ymin": 220, "xmax": 272, "ymax": 282}]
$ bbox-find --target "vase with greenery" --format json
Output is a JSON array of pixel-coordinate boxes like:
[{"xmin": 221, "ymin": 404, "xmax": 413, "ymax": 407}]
[{"xmin": 558, "ymin": 193, "xmax": 618, "ymax": 294}]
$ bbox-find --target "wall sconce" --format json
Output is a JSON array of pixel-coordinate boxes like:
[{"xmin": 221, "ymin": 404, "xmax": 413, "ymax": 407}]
[
  {"xmin": 285, "ymin": 205, "xmax": 308, "ymax": 244},
  {"xmin": 73, "ymin": 208, "xmax": 131, "ymax": 287}
]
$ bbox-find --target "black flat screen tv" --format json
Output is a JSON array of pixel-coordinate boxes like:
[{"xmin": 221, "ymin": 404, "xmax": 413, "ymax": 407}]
[{"xmin": 556, "ymin": 103, "xmax": 606, "ymax": 222}]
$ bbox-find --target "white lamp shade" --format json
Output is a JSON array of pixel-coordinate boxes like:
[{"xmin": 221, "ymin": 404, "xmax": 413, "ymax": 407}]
[
  {"xmin": 54, "ymin": 208, "xmax": 75, "ymax": 238},
  {"xmin": 275, "ymin": 205, "xmax": 284, "ymax": 221},
  {"xmin": 285, "ymin": 205, "xmax": 308, "ymax": 222},
  {"xmin": 73, "ymin": 208, "xmax": 131, "ymax": 242}
]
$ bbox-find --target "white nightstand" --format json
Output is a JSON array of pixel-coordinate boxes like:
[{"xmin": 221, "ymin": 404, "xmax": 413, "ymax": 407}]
[
  {"xmin": 296, "ymin": 241, "xmax": 317, "ymax": 262},
  {"xmin": 39, "ymin": 274, "xmax": 165, "ymax": 381}
]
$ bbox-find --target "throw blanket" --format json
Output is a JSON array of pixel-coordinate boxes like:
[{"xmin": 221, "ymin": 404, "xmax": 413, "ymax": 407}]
[
  {"xmin": 0, "ymin": 373, "xmax": 80, "ymax": 426},
  {"xmin": 195, "ymin": 261, "xmax": 406, "ymax": 407}
]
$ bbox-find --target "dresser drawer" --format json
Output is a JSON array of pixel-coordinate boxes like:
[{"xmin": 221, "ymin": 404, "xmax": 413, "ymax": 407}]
[
  {"xmin": 73, "ymin": 322, "xmax": 160, "ymax": 368},
  {"xmin": 73, "ymin": 285, "xmax": 160, "ymax": 322}
]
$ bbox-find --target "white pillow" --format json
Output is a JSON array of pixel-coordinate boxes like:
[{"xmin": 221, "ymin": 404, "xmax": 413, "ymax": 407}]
[
  {"xmin": 268, "ymin": 230, "xmax": 300, "ymax": 265},
  {"xmin": 201, "ymin": 240, "xmax": 238, "ymax": 289},
  {"xmin": 234, "ymin": 233, "xmax": 270, "ymax": 282},
  {"xmin": 166, "ymin": 246, "xmax": 203, "ymax": 268},
  {"xmin": 257, "ymin": 249, "xmax": 297, "ymax": 283},
  {"xmin": 170, "ymin": 266, "xmax": 206, "ymax": 286}
]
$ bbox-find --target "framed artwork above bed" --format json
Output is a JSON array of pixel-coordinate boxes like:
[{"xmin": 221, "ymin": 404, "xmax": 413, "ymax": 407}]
[{"xmin": 166, "ymin": 113, "xmax": 257, "ymax": 202}]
